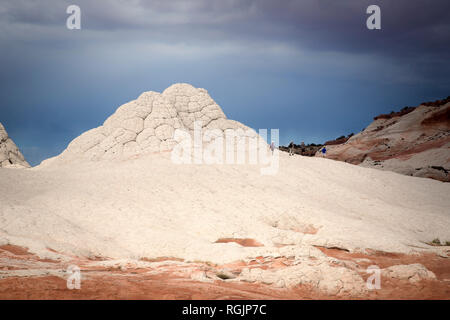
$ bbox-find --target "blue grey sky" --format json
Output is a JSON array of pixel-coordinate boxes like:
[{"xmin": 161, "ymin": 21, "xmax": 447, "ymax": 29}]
[{"xmin": 1, "ymin": 0, "xmax": 449, "ymax": 166}]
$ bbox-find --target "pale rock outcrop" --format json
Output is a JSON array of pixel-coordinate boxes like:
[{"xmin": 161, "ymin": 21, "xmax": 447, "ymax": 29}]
[
  {"xmin": 319, "ymin": 99, "xmax": 450, "ymax": 182},
  {"xmin": 381, "ymin": 263, "xmax": 436, "ymax": 283},
  {"xmin": 239, "ymin": 260, "xmax": 368, "ymax": 296},
  {"xmin": 44, "ymin": 83, "xmax": 256, "ymax": 165},
  {"xmin": 0, "ymin": 123, "xmax": 30, "ymax": 168}
]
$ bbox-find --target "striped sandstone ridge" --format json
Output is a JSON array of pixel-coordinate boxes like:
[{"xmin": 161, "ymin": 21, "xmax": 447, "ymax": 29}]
[{"xmin": 319, "ymin": 99, "xmax": 450, "ymax": 182}]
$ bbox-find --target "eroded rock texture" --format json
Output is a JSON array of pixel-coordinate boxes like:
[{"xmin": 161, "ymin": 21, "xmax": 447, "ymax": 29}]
[
  {"xmin": 51, "ymin": 83, "xmax": 255, "ymax": 163},
  {"xmin": 0, "ymin": 123, "xmax": 30, "ymax": 168}
]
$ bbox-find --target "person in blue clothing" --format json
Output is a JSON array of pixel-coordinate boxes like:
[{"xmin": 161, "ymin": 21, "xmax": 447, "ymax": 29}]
[{"xmin": 321, "ymin": 146, "xmax": 327, "ymax": 157}]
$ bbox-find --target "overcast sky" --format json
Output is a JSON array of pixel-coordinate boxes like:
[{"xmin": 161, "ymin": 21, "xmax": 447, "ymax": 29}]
[{"xmin": 1, "ymin": 0, "xmax": 449, "ymax": 165}]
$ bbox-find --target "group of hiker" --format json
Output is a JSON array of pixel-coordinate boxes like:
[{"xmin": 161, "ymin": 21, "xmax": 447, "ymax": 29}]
[
  {"xmin": 287, "ymin": 141, "xmax": 326, "ymax": 157},
  {"xmin": 269, "ymin": 140, "xmax": 327, "ymax": 157}
]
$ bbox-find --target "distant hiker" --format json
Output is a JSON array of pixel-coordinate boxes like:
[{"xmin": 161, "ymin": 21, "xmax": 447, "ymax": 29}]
[
  {"xmin": 321, "ymin": 146, "xmax": 327, "ymax": 157},
  {"xmin": 288, "ymin": 141, "xmax": 294, "ymax": 156},
  {"xmin": 270, "ymin": 141, "xmax": 275, "ymax": 154}
]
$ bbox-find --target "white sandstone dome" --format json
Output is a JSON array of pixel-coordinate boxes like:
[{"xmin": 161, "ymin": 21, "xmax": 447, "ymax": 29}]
[
  {"xmin": 47, "ymin": 83, "xmax": 256, "ymax": 165},
  {"xmin": 0, "ymin": 122, "xmax": 30, "ymax": 168}
]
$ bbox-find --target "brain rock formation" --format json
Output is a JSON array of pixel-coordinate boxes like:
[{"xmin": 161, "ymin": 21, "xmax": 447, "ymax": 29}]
[
  {"xmin": 54, "ymin": 83, "xmax": 258, "ymax": 163},
  {"xmin": 0, "ymin": 123, "xmax": 30, "ymax": 168}
]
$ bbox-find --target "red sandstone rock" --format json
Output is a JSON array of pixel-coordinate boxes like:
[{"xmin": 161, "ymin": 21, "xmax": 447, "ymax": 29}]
[
  {"xmin": 319, "ymin": 98, "xmax": 450, "ymax": 182},
  {"xmin": 0, "ymin": 245, "xmax": 448, "ymax": 300}
]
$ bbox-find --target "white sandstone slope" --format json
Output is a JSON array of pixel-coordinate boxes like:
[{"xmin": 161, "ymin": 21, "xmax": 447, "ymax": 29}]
[
  {"xmin": 2, "ymin": 150, "xmax": 449, "ymax": 261},
  {"xmin": 0, "ymin": 84, "xmax": 449, "ymax": 294},
  {"xmin": 0, "ymin": 122, "xmax": 30, "ymax": 168}
]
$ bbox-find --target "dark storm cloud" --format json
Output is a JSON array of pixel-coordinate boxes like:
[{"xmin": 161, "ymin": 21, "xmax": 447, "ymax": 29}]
[
  {"xmin": 2, "ymin": 0, "xmax": 449, "ymax": 57},
  {"xmin": 1, "ymin": 1, "xmax": 449, "ymax": 84},
  {"xmin": 0, "ymin": 0, "xmax": 65, "ymax": 25}
]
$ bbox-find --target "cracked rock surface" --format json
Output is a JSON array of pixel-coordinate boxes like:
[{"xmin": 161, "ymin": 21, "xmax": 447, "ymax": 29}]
[
  {"xmin": 0, "ymin": 123, "xmax": 30, "ymax": 168},
  {"xmin": 45, "ymin": 83, "xmax": 253, "ymax": 165}
]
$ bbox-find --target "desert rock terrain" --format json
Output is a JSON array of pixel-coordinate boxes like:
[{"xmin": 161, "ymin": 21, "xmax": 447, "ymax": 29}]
[
  {"xmin": 0, "ymin": 85, "xmax": 449, "ymax": 299},
  {"xmin": 320, "ymin": 97, "xmax": 450, "ymax": 182}
]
